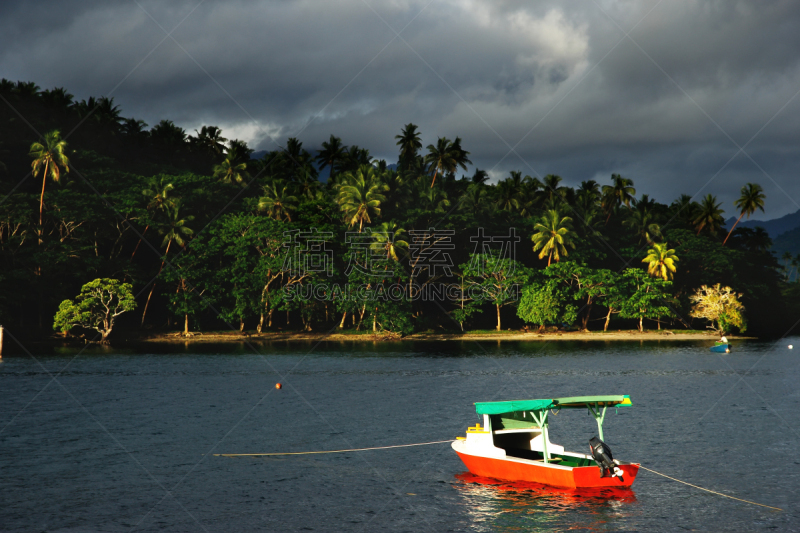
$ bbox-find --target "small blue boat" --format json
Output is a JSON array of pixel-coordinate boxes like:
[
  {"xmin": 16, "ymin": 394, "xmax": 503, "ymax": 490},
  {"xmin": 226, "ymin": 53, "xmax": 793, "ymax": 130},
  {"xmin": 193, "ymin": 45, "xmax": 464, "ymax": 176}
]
[{"xmin": 710, "ymin": 338, "xmax": 731, "ymax": 353}]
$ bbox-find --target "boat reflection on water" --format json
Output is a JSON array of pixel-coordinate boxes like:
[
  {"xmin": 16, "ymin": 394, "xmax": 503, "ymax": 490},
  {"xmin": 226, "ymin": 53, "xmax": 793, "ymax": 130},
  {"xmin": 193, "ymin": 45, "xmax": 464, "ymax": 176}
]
[{"xmin": 453, "ymin": 472, "xmax": 637, "ymax": 531}]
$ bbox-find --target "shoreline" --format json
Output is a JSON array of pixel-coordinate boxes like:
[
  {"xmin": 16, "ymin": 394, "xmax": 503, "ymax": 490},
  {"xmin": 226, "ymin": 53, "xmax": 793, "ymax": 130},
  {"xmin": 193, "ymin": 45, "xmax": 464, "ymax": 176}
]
[{"xmin": 133, "ymin": 330, "xmax": 755, "ymax": 343}]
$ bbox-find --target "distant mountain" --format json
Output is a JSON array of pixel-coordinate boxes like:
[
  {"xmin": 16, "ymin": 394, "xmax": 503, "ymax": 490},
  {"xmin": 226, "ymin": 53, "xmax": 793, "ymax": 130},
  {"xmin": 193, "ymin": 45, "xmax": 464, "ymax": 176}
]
[
  {"xmin": 772, "ymin": 225, "xmax": 800, "ymax": 258},
  {"xmin": 724, "ymin": 209, "xmax": 800, "ymax": 238}
]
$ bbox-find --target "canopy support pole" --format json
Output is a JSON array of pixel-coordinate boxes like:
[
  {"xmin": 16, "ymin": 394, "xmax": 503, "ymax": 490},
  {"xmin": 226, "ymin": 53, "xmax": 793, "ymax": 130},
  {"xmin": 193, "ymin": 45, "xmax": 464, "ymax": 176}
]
[
  {"xmin": 530, "ymin": 410, "xmax": 550, "ymax": 463},
  {"xmin": 588, "ymin": 403, "xmax": 607, "ymax": 441}
]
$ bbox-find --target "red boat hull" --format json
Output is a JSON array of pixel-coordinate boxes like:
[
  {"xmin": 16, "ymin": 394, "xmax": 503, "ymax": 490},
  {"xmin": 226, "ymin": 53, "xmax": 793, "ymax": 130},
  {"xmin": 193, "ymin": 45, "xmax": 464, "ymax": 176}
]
[{"xmin": 455, "ymin": 449, "xmax": 639, "ymax": 489}]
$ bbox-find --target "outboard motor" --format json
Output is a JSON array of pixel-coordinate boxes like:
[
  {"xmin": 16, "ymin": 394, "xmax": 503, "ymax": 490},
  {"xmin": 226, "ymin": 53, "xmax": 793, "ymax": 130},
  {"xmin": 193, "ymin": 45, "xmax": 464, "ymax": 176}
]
[{"xmin": 589, "ymin": 437, "xmax": 623, "ymax": 479}]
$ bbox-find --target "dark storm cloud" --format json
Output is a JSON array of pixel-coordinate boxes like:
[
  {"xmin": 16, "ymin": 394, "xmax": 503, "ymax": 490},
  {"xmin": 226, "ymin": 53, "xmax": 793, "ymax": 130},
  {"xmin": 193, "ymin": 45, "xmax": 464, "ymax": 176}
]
[{"xmin": 2, "ymin": 0, "xmax": 799, "ymax": 217}]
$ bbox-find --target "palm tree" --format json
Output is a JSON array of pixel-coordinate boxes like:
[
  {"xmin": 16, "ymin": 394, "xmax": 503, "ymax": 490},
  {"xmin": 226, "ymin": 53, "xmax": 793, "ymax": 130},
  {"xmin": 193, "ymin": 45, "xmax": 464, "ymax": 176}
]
[
  {"xmin": 40, "ymin": 87, "xmax": 74, "ymax": 109},
  {"xmin": 424, "ymin": 136, "xmax": 471, "ymax": 188},
  {"xmin": 336, "ymin": 165, "xmax": 388, "ymax": 232},
  {"xmin": 723, "ymin": 183, "xmax": 766, "ymax": 245},
  {"xmin": 539, "ymin": 174, "xmax": 567, "ymax": 208},
  {"xmin": 601, "ymin": 174, "xmax": 636, "ymax": 224},
  {"xmin": 347, "ymin": 145, "xmax": 373, "ymax": 167},
  {"xmin": 748, "ymin": 227, "xmax": 772, "ymax": 253},
  {"xmin": 191, "ymin": 126, "xmax": 227, "ymax": 157},
  {"xmin": 149, "ymin": 119, "xmax": 187, "ymax": 149},
  {"xmin": 461, "ymin": 183, "xmax": 488, "ymax": 215},
  {"xmin": 573, "ymin": 187, "xmax": 603, "ymax": 238},
  {"xmin": 395, "ymin": 123, "xmax": 422, "ymax": 171},
  {"xmin": 158, "ymin": 203, "xmax": 194, "ymax": 250},
  {"xmin": 578, "ymin": 179, "xmax": 601, "ymax": 199},
  {"xmin": 419, "ymin": 185, "xmax": 451, "ymax": 214},
  {"xmin": 424, "ymin": 137, "xmax": 453, "ymax": 189},
  {"xmin": 470, "ymin": 168, "xmax": 489, "ymax": 185},
  {"xmin": 258, "ymin": 180, "xmax": 298, "ymax": 222},
  {"xmin": 121, "ymin": 118, "xmax": 149, "ymax": 138},
  {"xmin": 316, "ymin": 135, "xmax": 347, "ymax": 182},
  {"xmin": 450, "ymin": 136, "xmax": 471, "ymax": 177},
  {"xmin": 14, "ymin": 81, "xmax": 41, "ymax": 98},
  {"xmin": 642, "ymin": 243, "xmax": 679, "ymax": 280},
  {"xmin": 693, "ymin": 194, "xmax": 725, "ymax": 236},
  {"xmin": 782, "ymin": 251, "xmax": 793, "ymax": 280},
  {"xmin": 142, "ymin": 177, "xmax": 175, "ymax": 212},
  {"xmin": 625, "ymin": 195, "xmax": 662, "ymax": 244},
  {"xmin": 94, "ymin": 96, "xmax": 122, "ymax": 128},
  {"xmin": 214, "ymin": 143, "xmax": 250, "ymax": 185},
  {"xmin": 669, "ymin": 194, "xmax": 698, "ymax": 228},
  {"xmin": 141, "ymin": 203, "xmax": 194, "ymax": 326},
  {"xmin": 381, "ymin": 170, "xmax": 410, "ymax": 211},
  {"xmin": 519, "ymin": 176, "xmax": 543, "ymax": 216},
  {"xmin": 131, "ymin": 177, "xmax": 175, "ymax": 261},
  {"xmin": 532, "ymin": 210, "xmax": 575, "ymax": 266},
  {"xmin": 296, "ymin": 166, "xmax": 321, "ymax": 199},
  {"xmin": 495, "ymin": 172, "xmax": 523, "ymax": 212},
  {"xmin": 29, "ymin": 130, "xmax": 70, "ymax": 229},
  {"xmin": 371, "ymin": 222, "xmax": 409, "ymax": 260}
]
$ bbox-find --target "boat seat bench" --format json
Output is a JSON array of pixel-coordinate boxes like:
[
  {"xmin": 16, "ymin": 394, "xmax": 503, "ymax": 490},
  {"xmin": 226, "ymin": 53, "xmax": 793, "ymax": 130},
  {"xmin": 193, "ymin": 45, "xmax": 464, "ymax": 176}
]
[{"xmin": 503, "ymin": 448, "xmax": 596, "ymax": 467}]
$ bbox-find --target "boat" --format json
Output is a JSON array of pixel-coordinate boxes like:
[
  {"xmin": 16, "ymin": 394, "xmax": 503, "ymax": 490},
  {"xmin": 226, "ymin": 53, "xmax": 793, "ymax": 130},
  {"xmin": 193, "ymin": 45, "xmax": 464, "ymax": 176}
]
[
  {"xmin": 452, "ymin": 395, "xmax": 639, "ymax": 489},
  {"xmin": 710, "ymin": 336, "xmax": 731, "ymax": 353}
]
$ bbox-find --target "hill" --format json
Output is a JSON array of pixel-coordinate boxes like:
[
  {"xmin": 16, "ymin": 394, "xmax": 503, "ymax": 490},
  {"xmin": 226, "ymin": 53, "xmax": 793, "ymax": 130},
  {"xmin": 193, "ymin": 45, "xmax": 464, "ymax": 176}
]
[
  {"xmin": 725, "ymin": 209, "xmax": 800, "ymax": 238},
  {"xmin": 772, "ymin": 225, "xmax": 800, "ymax": 258}
]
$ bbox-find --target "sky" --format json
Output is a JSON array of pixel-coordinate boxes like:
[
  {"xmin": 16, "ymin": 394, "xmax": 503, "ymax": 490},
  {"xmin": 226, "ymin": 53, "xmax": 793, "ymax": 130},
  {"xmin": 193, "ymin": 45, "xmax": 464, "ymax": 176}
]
[{"xmin": 2, "ymin": 0, "xmax": 799, "ymax": 219}]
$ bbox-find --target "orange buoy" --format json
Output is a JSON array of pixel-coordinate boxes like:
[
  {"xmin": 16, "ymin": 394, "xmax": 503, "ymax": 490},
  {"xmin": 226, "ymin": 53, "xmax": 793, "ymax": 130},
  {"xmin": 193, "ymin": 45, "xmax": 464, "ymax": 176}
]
[{"xmin": 275, "ymin": 383, "xmax": 282, "ymax": 389}]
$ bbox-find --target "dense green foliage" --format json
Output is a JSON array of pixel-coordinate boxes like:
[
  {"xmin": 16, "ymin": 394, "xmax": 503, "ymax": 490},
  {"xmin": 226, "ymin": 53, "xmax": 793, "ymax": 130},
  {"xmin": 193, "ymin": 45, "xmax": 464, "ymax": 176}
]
[
  {"xmin": 53, "ymin": 278, "xmax": 136, "ymax": 341},
  {"xmin": 0, "ymin": 79, "xmax": 793, "ymax": 338}
]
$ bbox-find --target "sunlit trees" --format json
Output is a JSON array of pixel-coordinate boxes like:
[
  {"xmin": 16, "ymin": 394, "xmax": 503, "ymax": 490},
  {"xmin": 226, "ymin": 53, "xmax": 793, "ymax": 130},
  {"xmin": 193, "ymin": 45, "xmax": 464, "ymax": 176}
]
[
  {"xmin": 258, "ymin": 180, "xmax": 297, "ymax": 222},
  {"xmin": 532, "ymin": 210, "xmax": 575, "ymax": 266},
  {"xmin": 723, "ymin": 183, "xmax": 766, "ymax": 245},
  {"xmin": 517, "ymin": 284, "xmax": 561, "ymax": 332},
  {"xmin": 214, "ymin": 142, "xmax": 250, "ymax": 185},
  {"xmin": 53, "ymin": 278, "xmax": 137, "ymax": 342},
  {"xmin": 642, "ymin": 243, "xmax": 679, "ymax": 280},
  {"xmin": 619, "ymin": 269, "xmax": 676, "ymax": 332},
  {"xmin": 690, "ymin": 283, "xmax": 746, "ymax": 334},
  {"xmin": 1, "ymin": 79, "xmax": 793, "ymax": 337},
  {"xmin": 371, "ymin": 222, "xmax": 409, "ymax": 260},
  {"xmin": 29, "ymin": 130, "xmax": 70, "ymax": 229},
  {"xmin": 336, "ymin": 165, "xmax": 387, "ymax": 232}
]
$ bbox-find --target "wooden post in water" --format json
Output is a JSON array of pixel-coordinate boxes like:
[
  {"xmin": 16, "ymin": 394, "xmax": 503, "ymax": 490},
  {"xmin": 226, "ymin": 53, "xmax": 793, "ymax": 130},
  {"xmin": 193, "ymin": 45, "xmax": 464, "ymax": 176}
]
[{"xmin": 0, "ymin": 325, "xmax": 4, "ymax": 358}]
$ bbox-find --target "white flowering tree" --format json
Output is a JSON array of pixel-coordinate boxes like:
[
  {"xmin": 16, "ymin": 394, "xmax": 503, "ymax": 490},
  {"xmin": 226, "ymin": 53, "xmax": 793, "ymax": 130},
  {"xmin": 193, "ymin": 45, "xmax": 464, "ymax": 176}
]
[{"xmin": 690, "ymin": 284, "xmax": 746, "ymax": 334}]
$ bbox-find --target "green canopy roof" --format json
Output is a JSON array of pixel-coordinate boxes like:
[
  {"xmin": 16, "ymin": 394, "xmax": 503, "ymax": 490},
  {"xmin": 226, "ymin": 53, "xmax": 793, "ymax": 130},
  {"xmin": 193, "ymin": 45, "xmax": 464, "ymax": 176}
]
[{"xmin": 475, "ymin": 395, "xmax": 631, "ymax": 415}]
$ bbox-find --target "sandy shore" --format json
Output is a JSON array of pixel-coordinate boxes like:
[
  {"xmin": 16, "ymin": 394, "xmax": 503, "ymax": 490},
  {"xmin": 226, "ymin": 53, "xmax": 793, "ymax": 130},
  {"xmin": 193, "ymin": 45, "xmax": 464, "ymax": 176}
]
[{"xmin": 137, "ymin": 330, "xmax": 755, "ymax": 343}]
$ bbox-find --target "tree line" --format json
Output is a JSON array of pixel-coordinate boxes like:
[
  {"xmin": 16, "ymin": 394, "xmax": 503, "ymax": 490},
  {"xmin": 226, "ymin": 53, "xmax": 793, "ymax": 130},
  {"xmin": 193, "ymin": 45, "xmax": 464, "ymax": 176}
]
[{"xmin": 0, "ymin": 79, "xmax": 791, "ymax": 339}]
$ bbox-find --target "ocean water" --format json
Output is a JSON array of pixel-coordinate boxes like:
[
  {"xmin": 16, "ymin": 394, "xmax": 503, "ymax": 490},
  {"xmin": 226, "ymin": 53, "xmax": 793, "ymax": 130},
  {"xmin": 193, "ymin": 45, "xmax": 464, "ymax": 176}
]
[{"xmin": 1, "ymin": 338, "xmax": 798, "ymax": 531}]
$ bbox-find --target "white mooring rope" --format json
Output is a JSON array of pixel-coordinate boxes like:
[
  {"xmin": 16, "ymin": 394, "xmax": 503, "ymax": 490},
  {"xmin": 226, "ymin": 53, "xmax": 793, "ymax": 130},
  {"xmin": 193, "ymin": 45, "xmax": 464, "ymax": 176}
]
[
  {"xmin": 214, "ymin": 439, "xmax": 454, "ymax": 457},
  {"xmin": 214, "ymin": 440, "xmax": 783, "ymax": 511}
]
